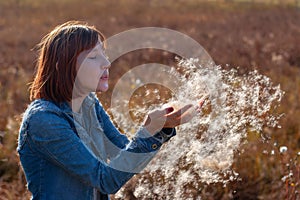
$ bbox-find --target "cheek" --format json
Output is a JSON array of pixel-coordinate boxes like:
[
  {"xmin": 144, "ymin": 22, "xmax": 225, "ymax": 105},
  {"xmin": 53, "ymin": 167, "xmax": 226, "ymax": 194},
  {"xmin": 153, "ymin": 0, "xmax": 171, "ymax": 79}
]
[{"xmin": 77, "ymin": 62, "xmax": 103, "ymax": 89}]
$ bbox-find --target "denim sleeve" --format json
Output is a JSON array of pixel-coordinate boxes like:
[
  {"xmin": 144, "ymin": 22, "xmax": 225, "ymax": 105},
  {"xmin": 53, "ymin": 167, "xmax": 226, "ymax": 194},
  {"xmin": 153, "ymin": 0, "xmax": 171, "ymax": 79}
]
[{"xmin": 27, "ymin": 110, "xmax": 165, "ymax": 194}]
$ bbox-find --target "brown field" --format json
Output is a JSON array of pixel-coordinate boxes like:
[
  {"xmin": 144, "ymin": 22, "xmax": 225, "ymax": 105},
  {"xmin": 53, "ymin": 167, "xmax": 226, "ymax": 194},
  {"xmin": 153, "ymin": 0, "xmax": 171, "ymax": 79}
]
[{"xmin": 0, "ymin": 0, "xmax": 300, "ymax": 199}]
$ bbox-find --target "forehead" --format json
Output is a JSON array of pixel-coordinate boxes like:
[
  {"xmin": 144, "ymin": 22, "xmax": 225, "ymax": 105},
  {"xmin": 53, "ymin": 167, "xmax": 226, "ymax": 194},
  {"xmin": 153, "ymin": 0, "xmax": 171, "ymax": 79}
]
[
  {"xmin": 93, "ymin": 41, "xmax": 104, "ymax": 49},
  {"xmin": 88, "ymin": 41, "xmax": 104, "ymax": 53},
  {"xmin": 78, "ymin": 40, "xmax": 104, "ymax": 56},
  {"xmin": 76, "ymin": 41, "xmax": 104, "ymax": 64}
]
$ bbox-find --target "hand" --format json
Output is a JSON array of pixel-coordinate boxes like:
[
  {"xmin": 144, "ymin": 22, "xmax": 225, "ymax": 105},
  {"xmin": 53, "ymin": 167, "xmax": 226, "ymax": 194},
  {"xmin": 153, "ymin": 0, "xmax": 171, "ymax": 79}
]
[
  {"xmin": 143, "ymin": 104, "xmax": 197, "ymax": 135},
  {"xmin": 195, "ymin": 94, "xmax": 208, "ymax": 113}
]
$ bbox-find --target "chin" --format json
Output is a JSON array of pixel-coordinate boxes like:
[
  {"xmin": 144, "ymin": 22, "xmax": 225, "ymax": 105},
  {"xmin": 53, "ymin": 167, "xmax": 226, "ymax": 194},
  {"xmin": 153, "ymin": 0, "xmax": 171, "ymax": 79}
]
[
  {"xmin": 97, "ymin": 81, "xmax": 109, "ymax": 92},
  {"xmin": 97, "ymin": 86, "xmax": 109, "ymax": 92},
  {"xmin": 99, "ymin": 89, "xmax": 108, "ymax": 92}
]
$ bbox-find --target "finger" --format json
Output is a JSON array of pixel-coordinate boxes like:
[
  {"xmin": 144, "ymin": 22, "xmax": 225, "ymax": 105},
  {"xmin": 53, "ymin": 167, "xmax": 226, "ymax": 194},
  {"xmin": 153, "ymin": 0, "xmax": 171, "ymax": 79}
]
[
  {"xmin": 168, "ymin": 104, "xmax": 193, "ymax": 118},
  {"xmin": 194, "ymin": 95, "xmax": 209, "ymax": 113},
  {"xmin": 179, "ymin": 108, "xmax": 197, "ymax": 124},
  {"xmin": 165, "ymin": 107, "xmax": 174, "ymax": 114},
  {"xmin": 195, "ymin": 107, "xmax": 202, "ymax": 113},
  {"xmin": 164, "ymin": 106, "xmax": 196, "ymax": 127},
  {"xmin": 149, "ymin": 107, "xmax": 174, "ymax": 118},
  {"xmin": 198, "ymin": 94, "xmax": 209, "ymax": 107}
]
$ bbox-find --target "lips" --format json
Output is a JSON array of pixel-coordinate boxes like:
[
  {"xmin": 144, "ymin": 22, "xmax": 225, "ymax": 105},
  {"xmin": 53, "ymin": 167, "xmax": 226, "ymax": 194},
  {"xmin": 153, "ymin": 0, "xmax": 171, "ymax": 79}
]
[{"xmin": 100, "ymin": 75, "xmax": 109, "ymax": 80}]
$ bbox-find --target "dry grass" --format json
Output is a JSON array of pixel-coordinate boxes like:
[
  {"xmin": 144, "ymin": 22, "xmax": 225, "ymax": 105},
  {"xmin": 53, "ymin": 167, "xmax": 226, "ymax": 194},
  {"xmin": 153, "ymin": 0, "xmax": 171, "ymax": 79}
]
[{"xmin": 0, "ymin": 0, "xmax": 299, "ymax": 199}]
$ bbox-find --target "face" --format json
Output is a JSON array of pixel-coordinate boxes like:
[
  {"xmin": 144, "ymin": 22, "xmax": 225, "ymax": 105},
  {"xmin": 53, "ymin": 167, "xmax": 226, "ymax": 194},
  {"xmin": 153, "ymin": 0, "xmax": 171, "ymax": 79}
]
[{"xmin": 75, "ymin": 41, "xmax": 111, "ymax": 94}]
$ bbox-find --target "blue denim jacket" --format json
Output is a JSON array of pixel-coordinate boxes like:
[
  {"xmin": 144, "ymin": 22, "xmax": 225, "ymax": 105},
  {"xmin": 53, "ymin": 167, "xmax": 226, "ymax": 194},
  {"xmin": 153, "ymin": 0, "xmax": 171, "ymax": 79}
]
[{"xmin": 17, "ymin": 93, "xmax": 175, "ymax": 200}]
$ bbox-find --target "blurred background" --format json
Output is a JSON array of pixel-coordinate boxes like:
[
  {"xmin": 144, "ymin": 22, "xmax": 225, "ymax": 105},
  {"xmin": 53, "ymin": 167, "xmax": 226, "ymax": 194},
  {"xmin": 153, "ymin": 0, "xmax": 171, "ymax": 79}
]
[{"xmin": 0, "ymin": 0, "xmax": 299, "ymax": 199}]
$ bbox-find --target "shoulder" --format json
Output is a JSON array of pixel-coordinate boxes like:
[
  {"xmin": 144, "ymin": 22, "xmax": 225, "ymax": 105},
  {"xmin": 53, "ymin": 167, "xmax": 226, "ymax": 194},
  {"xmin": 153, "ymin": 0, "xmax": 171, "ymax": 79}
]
[
  {"xmin": 22, "ymin": 99, "xmax": 68, "ymax": 126},
  {"xmin": 19, "ymin": 99, "xmax": 74, "ymax": 140},
  {"xmin": 28, "ymin": 99, "xmax": 63, "ymax": 114}
]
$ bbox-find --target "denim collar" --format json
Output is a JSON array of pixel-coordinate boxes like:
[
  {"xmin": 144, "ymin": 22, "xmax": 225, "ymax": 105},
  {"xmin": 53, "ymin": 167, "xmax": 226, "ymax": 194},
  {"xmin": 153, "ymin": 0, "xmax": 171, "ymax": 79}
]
[
  {"xmin": 58, "ymin": 92, "xmax": 97, "ymax": 116},
  {"xmin": 58, "ymin": 93, "xmax": 108, "ymax": 162}
]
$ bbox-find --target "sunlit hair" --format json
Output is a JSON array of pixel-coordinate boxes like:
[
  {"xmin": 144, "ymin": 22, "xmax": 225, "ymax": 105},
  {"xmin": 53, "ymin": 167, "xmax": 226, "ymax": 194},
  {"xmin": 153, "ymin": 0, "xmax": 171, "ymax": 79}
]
[{"xmin": 29, "ymin": 21, "xmax": 105, "ymax": 103}]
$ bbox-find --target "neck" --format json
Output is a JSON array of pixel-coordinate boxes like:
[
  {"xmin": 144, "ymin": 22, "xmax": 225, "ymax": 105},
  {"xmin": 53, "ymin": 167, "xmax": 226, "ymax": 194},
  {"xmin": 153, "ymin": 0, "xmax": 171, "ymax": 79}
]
[{"xmin": 68, "ymin": 94, "xmax": 88, "ymax": 113}]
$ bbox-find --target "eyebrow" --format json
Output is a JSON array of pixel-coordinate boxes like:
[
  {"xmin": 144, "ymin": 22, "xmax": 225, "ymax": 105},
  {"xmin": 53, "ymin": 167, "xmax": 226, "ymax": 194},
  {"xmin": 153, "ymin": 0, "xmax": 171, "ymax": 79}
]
[
  {"xmin": 90, "ymin": 44, "xmax": 104, "ymax": 53},
  {"xmin": 90, "ymin": 48, "xmax": 98, "ymax": 53}
]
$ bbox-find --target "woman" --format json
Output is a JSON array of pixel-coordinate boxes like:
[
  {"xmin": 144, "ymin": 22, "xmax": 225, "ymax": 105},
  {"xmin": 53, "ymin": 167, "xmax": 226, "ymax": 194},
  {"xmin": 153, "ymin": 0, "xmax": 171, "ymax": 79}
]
[{"xmin": 18, "ymin": 21, "xmax": 198, "ymax": 200}]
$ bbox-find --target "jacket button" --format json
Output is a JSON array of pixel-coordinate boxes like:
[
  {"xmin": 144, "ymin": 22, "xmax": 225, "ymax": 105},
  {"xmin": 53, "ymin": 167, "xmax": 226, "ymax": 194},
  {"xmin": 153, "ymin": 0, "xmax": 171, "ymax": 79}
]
[{"xmin": 151, "ymin": 144, "xmax": 158, "ymax": 150}]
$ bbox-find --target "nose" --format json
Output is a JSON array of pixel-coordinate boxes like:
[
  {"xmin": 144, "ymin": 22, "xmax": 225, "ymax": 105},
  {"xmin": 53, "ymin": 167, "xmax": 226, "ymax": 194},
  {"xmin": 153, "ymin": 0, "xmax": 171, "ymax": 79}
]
[{"xmin": 102, "ymin": 57, "xmax": 111, "ymax": 69}]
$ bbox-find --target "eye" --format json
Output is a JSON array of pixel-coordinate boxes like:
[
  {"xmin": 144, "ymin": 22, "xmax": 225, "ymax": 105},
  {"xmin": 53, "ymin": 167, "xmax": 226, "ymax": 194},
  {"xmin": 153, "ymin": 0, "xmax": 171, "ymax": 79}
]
[{"xmin": 88, "ymin": 55, "xmax": 97, "ymax": 59}]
